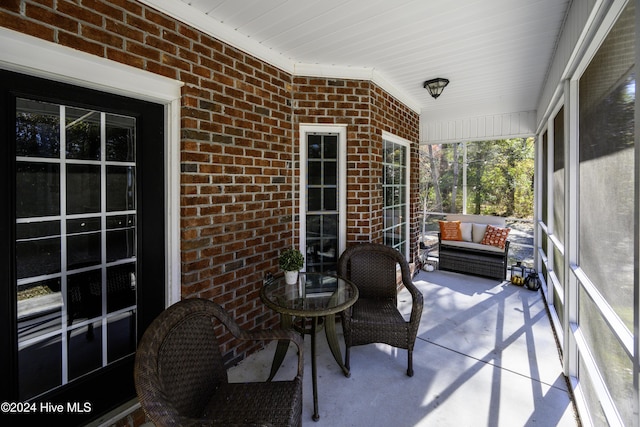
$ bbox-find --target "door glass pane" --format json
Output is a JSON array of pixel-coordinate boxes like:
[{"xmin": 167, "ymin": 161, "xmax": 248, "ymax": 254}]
[
  {"xmin": 66, "ymin": 107, "xmax": 101, "ymax": 161},
  {"xmin": 67, "ymin": 269, "xmax": 102, "ymax": 326},
  {"xmin": 67, "ymin": 164, "xmax": 101, "ymax": 214},
  {"xmin": 106, "ymin": 165, "xmax": 136, "ymax": 211},
  {"xmin": 16, "ymin": 222, "xmax": 60, "ymax": 279},
  {"xmin": 16, "ymin": 99, "xmax": 60, "ymax": 158},
  {"xmin": 106, "ymin": 114, "xmax": 135, "ymax": 162},
  {"xmin": 15, "ymin": 98, "xmax": 138, "ymax": 400},
  {"xmin": 107, "ymin": 215, "xmax": 136, "ymax": 262},
  {"xmin": 16, "ymin": 162, "xmax": 60, "ymax": 217},
  {"xmin": 106, "ymin": 263, "xmax": 136, "ymax": 313},
  {"xmin": 67, "ymin": 227, "xmax": 101, "ymax": 270}
]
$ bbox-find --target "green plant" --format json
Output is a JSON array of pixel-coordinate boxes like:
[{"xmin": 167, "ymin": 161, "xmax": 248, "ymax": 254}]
[{"xmin": 279, "ymin": 248, "xmax": 304, "ymax": 271}]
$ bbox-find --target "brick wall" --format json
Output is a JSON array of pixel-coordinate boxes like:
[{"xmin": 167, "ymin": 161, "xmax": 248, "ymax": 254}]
[
  {"xmin": 0, "ymin": 0, "xmax": 419, "ymax": 424},
  {"xmin": 293, "ymin": 77, "xmax": 421, "ymax": 254}
]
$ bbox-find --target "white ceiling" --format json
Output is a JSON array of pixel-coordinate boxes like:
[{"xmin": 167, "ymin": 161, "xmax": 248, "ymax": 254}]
[{"xmin": 145, "ymin": 0, "xmax": 570, "ymax": 124}]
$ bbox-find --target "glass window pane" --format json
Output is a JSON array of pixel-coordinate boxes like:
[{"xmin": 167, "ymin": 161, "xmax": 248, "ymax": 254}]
[
  {"xmin": 67, "ymin": 270, "xmax": 102, "ymax": 325},
  {"xmin": 308, "ymin": 135, "xmax": 321, "ymax": 159},
  {"xmin": 107, "ymin": 264, "xmax": 136, "ymax": 313},
  {"xmin": 384, "ymin": 187, "xmax": 394, "ymax": 206},
  {"xmin": 106, "ymin": 114, "xmax": 135, "ymax": 162},
  {"xmin": 68, "ymin": 321, "xmax": 102, "ymax": 380},
  {"xmin": 107, "ymin": 218, "xmax": 136, "ymax": 262},
  {"xmin": 16, "ymin": 98, "xmax": 60, "ymax": 158},
  {"xmin": 17, "ymin": 220, "xmax": 59, "ymax": 240},
  {"xmin": 307, "ymin": 215, "xmax": 320, "ymax": 236},
  {"xmin": 324, "ymin": 161, "xmax": 337, "ymax": 185},
  {"xmin": 308, "ymin": 188, "xmax": 322, "ymax": 211},
  {"xmin": 67, "ymin": 231, "xmax": 101, "ymax": 270},
  {"xmin": 66, "ymin": 107, "xmax": 101, "ymax": 160},
  {"xmin": 106, "ymin": 165, "xmax": 136, "ymax": 212},
  {"xmin": 67, "ymin": 217, "xmax": 101, "ymax": 234},
  {"xmin": 18, "ymin": 335, "xmax": 62, "ymax": 400},
  {"xmin": 16, "ymin": 236, "xmax": 61, "ymax": 279},
  {"xmin": 323, "ymin": 188, "xmax": 337, "ymax": 211},
  {"xmin": 106, "ymin": 214, "xmax": 135, "ymax": 230},
  {"xmin": 107, "ymin": 311, "xmax": 136, "ymax": 363},
  {"xmin": 323, "ymin": 136, "xmax": 337, "ymax": 158},
  {"xmin": 308, "ymin": 162, "xmax": 321, "ymax": 185},
  {"xmin": 106, "ymin": 229, "xmax": 135, "ymax": 262},
  {"xmin": 321, "ymin": 215, "xmax": 337, "ymax": 236},
  {"xmin": 17, "ymin": 278, "xmax": 63, "ymax": 339},
  {"xmin": 67, "ymin": 164, "xmax": 101, "ymax": 214},
  {"xmin": 16, "ymin": 162, "xmax": 60, "ymax": 218}
]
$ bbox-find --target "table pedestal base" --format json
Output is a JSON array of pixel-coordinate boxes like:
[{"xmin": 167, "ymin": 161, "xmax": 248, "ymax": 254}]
[{"xmin": 267, "ymin": 314, "xmax": 349, "ymax": 421}]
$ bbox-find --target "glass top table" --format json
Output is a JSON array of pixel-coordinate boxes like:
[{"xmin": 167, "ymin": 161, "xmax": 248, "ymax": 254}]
[{"xmin": 260, "ymin": 272, "xmax": 358, "ymax": 421}]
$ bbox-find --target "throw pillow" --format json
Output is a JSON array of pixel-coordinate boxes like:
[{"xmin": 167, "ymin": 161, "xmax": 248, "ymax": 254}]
[
  {"xmin": 460, "ymin": 222, "xmax": 472, "ymax": 242},
  {"xmin": 480, "ymin": 224, "xmax": 511, "ymax": 249},
  {"xmin": 472, "ymin": 223, "xmax": 487, "ymax": 243},
  {"xmin": 439, "ymin": 220, "xmax": 462, "ymax": 241}
]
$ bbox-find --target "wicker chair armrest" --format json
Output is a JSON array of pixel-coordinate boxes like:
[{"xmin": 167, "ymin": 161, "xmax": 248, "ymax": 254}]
[
  {"xmin": 402, "ymin": 278, "xmax": 424, "ymax": 324},
  {"xmin": 241, "ymin": 328, "xmax": 304, "ymax": 378}
]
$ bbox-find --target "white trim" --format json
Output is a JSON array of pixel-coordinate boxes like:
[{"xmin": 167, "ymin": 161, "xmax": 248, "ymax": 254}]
[
  {"xmin": 0, "ymin": 28, "xmax": 181, "ymax": 104},
  {"xmin": 299, "ymin": 124, "xmax": 348, "ymax": 266},
  {"xmin": 0, "ymin": 28, "xmax": 183, "ymax": 307},
  {"xmin": 381, "ymin": 131, "xmax": 412, "ymax": 260}
]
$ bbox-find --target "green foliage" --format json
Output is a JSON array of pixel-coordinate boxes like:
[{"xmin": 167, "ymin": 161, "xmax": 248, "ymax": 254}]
[
  {"xmin": 279, "ymin": 248, "xmax": 304, "ymax": 271},
  {"xmin": 420, "ymin": 138, "xmax": 534, "ymax": 219}
]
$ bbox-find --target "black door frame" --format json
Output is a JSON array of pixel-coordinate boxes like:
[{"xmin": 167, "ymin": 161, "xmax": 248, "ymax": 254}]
[{"xmin": 0, "ymin": 70, "xmax": 166, "ymax": 424}]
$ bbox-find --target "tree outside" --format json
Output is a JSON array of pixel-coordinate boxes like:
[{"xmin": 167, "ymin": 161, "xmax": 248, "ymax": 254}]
[{"xmin": 420, "ymin": 138, "xmax": 534, "ymax": 218}]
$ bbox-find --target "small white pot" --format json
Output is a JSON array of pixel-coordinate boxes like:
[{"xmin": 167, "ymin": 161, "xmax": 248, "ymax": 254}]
[{"xmin": 284, "ymin": 270, "xmax": 299, "ymax": 285}]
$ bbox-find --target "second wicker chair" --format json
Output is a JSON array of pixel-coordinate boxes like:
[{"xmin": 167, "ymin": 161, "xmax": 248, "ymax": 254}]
[{"xmin": 337, "ymin": 243, "xmax": 424, "ymax": 376}]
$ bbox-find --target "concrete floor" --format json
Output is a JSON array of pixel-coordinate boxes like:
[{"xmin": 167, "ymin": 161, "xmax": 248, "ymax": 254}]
[{"xmin": 228, "ymin": 269, "xmax": 579, "ymax": 427}]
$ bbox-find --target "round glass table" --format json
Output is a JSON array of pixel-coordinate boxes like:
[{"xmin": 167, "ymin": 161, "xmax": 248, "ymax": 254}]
[{"xmin": 260, "ymin": 272, "xmax": 358, "ymax": 421}]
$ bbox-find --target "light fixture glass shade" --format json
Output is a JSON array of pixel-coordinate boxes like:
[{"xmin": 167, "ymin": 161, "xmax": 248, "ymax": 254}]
[{"xmin": 423, "ymin": 78, "xmax": 449, "ymax": 99}]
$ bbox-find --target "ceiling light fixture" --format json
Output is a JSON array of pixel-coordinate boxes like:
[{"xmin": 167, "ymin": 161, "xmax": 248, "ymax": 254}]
[{"xmin": 423, "ymin": 78, "xmax": 449, "ymax": 99}]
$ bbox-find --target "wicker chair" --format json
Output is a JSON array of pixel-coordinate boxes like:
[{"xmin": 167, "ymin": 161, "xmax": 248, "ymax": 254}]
[
  {"xmin": 134, "ymin": 298, "xmax": 304, "ymax": 427},
  {"xmin": 337, "ymin": 243, "xmax": 424, "ymax": 377}
]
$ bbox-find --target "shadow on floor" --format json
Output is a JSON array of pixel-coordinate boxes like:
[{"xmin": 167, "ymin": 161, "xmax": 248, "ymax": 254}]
[{"xmin": 229, "ymin": 269, "xmax": 579, "ymax": 426}]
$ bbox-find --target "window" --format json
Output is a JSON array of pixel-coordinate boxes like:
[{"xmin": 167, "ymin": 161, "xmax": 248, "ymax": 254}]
[
  {"xmin": 300, "ymin": 125, "xmax": 346, "ymax": 274},
  {"xmin": 382, "ymin": 134, "xmax": 410, "ymax": 257},
  {"xmin": 0, "ymin": 70, "xmax": 166, "ymax": 424}
]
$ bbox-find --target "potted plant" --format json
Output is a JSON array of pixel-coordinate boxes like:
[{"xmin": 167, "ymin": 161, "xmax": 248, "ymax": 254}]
[{"xmin": 279, "ymin": 247, "xmax": 304, "ymax": 284}]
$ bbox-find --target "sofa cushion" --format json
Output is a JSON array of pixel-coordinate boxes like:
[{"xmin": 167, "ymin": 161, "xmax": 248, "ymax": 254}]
[
  {"xmin": 439, "ymin": 220, "xmax": 461, "ymax": 241},
  {"xmin": 460, "ymin": 223, "xmax": 472, "ymax": 241},
  {"xmin": 472, "ymin": 223, "xmax": 487, "ymax": 243},
  {"xmin": 480, "ymin": 224, "xmax": 511, "ymax": 249},
  {"xmin": 440, "ymin": 239, "xmax": 506, "ymax": 254}
]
